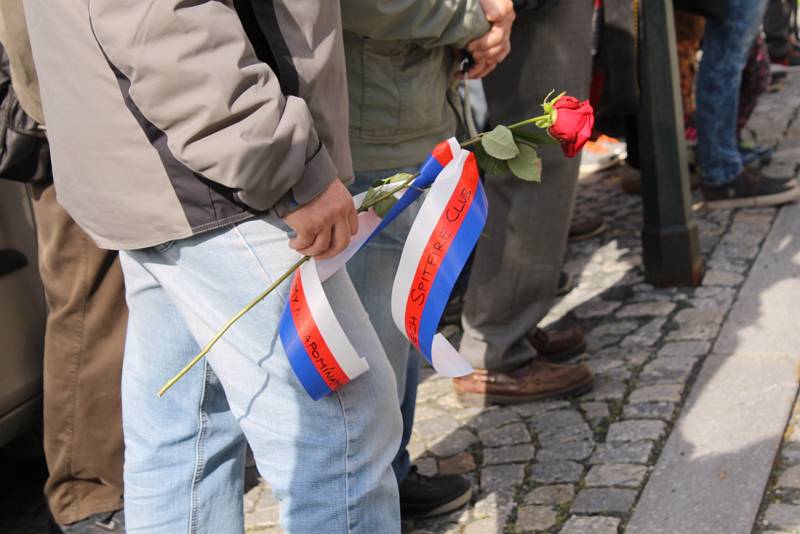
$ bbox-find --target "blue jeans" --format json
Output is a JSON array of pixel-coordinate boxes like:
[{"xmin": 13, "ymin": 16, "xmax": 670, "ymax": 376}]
[
  {"xmin": 696, "ymin": 0, "xmax": 769, "ymax": 186},
  {"xmin": 118, "ymin": 215, "xmax": 402, "ymax": 534},
  {"xmin": 347, "ymin": 167, "xmax": 422, "ymax": 483}
]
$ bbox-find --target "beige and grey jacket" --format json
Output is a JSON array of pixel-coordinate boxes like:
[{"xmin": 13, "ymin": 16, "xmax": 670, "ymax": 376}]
[
  {"xmin": 0, "ymin": 0, "xmax": 42, "ymax": 124},
  {"xmin": 23, "ymin": 0, "xmax": 352, "ymax": 250}
]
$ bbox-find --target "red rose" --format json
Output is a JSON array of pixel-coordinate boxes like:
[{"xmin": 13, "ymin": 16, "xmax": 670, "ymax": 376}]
[{"xmin": 548, "ymin": 96, "xmax": 595, "ymax": 158}]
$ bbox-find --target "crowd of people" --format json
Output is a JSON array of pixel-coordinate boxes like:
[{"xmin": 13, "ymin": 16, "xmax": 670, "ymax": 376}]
[{"xmin": 0, "ymin": 1, "xmax": 798, "ymax": 533}]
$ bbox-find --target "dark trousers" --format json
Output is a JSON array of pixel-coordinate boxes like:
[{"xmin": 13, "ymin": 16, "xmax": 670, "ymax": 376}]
[
  {"xmin": 459, "ymin": 2, "xmax": 594, "ymax": 371},
  {"xmin": 764, "ymin": 0, "xmax": 792, "ymax": 59},
  {"xmin": 30, "ymin": 183, "xmax": 126, "ymax": 525}
]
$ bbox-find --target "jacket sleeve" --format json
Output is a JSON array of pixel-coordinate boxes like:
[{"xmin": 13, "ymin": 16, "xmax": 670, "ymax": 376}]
[
  {"xmin": 88, "ymin": 0, "xmax": 336, "ymax": 215},
  {"xmin": 341, "ymin": 0, "xmax": 490, "ymax": 49}
]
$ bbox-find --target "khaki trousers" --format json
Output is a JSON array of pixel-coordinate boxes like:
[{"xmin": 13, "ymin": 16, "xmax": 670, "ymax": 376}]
[{"xmin": 30, "ymin": 183, "xmax": 125, "ymax": 525}]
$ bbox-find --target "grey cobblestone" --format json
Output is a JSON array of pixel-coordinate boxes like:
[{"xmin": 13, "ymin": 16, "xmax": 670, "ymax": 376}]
[
  {"xmin": 616, "ymin": 301, "xmax": 676, "ymax": 318},
  {"xmin": 702, "ymin": 270, "xmax": 745, "ymax": 286},
  {"xmin": 579, "ymin": 378, "xmax": 627, "ymax": 402},
  {"xmin": 477, "ymin": 422, "xmax": 531, "ymax": 447},
  {"xmin": 589, "ymin": 441, "xmax": 654, "ymax": 465},
  {"xmin": 512, "ymin": 400, "xmax": 571, "ymax": 418},
  {"xmin": 638, "ymin": 355, "xmax": 698, "ymax": 384},
  {"xmin": 529, "ymin": 409, "xmax": 584, "ymax": 432},
  {"xmin": 536, "ymin": 440, "xmax": 595, "ymax": 462},
  {"xmin": 778, "ymin": 465, "xmax": 800, "ymax": 489},
  {"xmin": 573, "ymin": 299, "xmax": 622, "ymax": 319},
  {"xmin": 473, "ymin": 490, "xmax": 515, "ymax": 519},
  {"xmin": 581, "ymin": 401, "xmax": 610, "ymax": 422},
  {"xmin": 537, "ymin": 422, "xmax": 594, "ymax": 445},
  {"xmin": 428, "ymin": 429, "xmax": 479, "ymax": 457},
  {"xmin": 514, "ymin": 505, "xmax": 557, "ymax": 532},
  {"xmin": 753, "ymin": 376, "xmax": 800, "ymax": 534},
  {"xmin": 584, "ymin": 463, "xmax": 648, "ymax": 488},
  {"xmin": 523, "ymin": 484, "xmax": 575, "ymax": 505},
  {"xmin": 482, "ymin": 444, "xmax": 536, "ymax": 466},
  {"xmin": 628, "ymin": 383, "xmax": 684, "ymax": 404},
  {"xmin": 621, "ymin": 317, "xmax": 667, "ymax": 348},
  {"xmin": 765, "ymin": 503, "xmax": 800, "ymax": 531},
  {"xmin": 606, "ymin": 420, "xmax": 667, "ymax": 443},
  {"xmin": 468, "ymin": 408, "xmax": 520, "ymax": 431},
  {"xmin": 560, "ymin": 515, "xmax": 621, "ymax": 534},
  {"xmin": 666, "ymin": 308, "xmax": 726, "ymax": 341},
  {"xmin": 530, "ymin": 461, "xmax": 585, "ymax": 484},
  {"xmin": 414, "ymin": 415, "xmax": 460, "ymax": 439},
  {"xmin": 481, "ymin": 464, "xmax": 526, "ymax": 492},
  {"xmin": 622, "ymin": 402, "xmax": 676, "ymax": 421},
  {"xmin": 571, "ymin": 487, "xmax": 637, "ymax": 514},
  {"xmin": 782, "ymin": 443, "xmax": 800, "ymax": 465},
  {"xmin": 591, "ymin": 320, "xmax": 639, "ymax": 337}
]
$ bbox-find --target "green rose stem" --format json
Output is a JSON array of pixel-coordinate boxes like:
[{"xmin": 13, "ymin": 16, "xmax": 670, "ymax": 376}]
[
  {"xmin": 157, "ymin": 116, "xmax": 554, "ymax": 398},
  {"xmin": 157, "ymin": 173, "xmax": 419, "ymax": 397},
  {"xmin": 459, "ymin": 110, "xmax": 556, "ymax": 149}
]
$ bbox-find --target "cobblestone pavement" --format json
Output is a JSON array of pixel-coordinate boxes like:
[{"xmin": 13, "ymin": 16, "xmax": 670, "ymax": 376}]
[{"xmin": 243, "ymin": 75, "xmax": 800, "ymax": 533}]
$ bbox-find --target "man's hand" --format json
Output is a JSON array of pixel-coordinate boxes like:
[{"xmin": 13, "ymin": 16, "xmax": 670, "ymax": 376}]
[
  {"xmin": 465, "ymin": 0, "xmax": 515, "ymax": 78},
  {"xmin": 283, "ymin": 179, "xmax": 359, "ymax": 260}
]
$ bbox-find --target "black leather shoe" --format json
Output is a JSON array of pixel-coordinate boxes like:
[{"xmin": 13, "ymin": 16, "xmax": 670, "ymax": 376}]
[
  {"xmin": 400, "ymin": 466, "xmax": 472, "ymax": 519},
  {"xmin": 702, "ymin": 168, "xmax": 800, "ymax": 209}
]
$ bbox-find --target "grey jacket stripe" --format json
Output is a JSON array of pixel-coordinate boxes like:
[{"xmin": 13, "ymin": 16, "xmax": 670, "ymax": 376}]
[
  {"xmin": 235, "ymin": 0, "xmax": 299, "ymax": 97},
  {"xmin": 108, "ymin": 63, "xmax": 253, "ymax": 230}
]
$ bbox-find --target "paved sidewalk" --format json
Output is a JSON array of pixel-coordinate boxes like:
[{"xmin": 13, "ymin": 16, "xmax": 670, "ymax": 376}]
[
  {"xmin": 627, "ymin": 199, "xmax": 800, "ymax": 534},
  {"xmin": 243, "ymin": 75, "xmax": 800, "ymax": 533}
]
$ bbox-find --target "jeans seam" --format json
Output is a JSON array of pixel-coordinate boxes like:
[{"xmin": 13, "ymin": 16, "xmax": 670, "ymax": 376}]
[
  {"xmin": 335, "ymin": 391, "xmax": 354, "ymax": 533},
  {"xmin": 232, "ymin": 225, "xmax": 288, "ymax": 307},
  {"xmin": 188, "ymin": 361, "xmax": 210, "ymax": 534}
]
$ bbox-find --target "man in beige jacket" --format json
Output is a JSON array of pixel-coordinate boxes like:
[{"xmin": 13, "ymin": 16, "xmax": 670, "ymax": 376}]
[{"xmin": 24, "ymin": 0, "xmax": 403, "ymax": 532}]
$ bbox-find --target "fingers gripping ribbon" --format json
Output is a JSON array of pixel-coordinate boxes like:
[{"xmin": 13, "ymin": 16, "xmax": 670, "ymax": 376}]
[{"xmin": 278, "ymin": 139, "xmax": 488, "ymax": 400}]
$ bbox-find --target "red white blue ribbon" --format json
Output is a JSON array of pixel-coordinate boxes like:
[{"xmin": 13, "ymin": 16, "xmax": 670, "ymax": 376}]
[
  {"xmin": 391, "ymin": 140, "xmax": 487, "ymax": 376},
  {"xmin": 279, "ymin": 138, "xmax": 484, "ymax": 399}
]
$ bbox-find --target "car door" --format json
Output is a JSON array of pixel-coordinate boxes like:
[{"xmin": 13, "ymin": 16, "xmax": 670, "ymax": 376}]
[{"xmin": 0, "ymin": 180, "xmax": 45, "ymax": 447}]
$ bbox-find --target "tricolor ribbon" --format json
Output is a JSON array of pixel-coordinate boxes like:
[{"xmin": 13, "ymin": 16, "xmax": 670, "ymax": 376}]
[
  {"xmin": 279, "ymin": 138, "xmax": 486, "ymax": 400},
  {"xmin": 391, "ymin": 139, "xmax": 487, "ymax": 376}
]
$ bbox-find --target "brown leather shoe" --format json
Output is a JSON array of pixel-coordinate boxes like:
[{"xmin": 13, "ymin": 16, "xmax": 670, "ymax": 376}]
[
  {"xmin": 528, "ymin": 325, "xmax": 587, "ymax": 363},
  {"xmin": 453, "ymin": 359, "xmax": 594, "ymax": 406},
  {"xmin": 568, "ymin": 214, "xmax": 606, "ymax": 242},
  {"xmin": 555, "ymin": 271, "xmax": 573, "ymax": 297}
]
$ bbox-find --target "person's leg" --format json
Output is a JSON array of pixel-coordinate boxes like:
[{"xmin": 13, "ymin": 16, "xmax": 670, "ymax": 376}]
[
  {"xmin": 123, "ymin": 215, "xmax": 402, "ymax": 534},
  {"xmin": 392, "ymin": 353, "xmax": 419, "ymax": 481},
  {"xmin": 119, "ymin": 252, "xmax": 246, "ymax": 534},
  {"xmin": 460, "ymin": 1, "xmax": 594, "ymax": 372},
  {"xmin": 674, "ymin": 12, "xmax": 706, "ymax": 124},
  {"xmin": 764, "ymin": 0, "xmax": 792, "ymax": 60},
  {"xmin": 696, "ymin": 0, "xmax": 769, "ymax": 187},
  {"xmin": 30, "ymin": 183, "xmax": 125, "ymax": 526},
  {"xmin": 738, "ymin": 35, "xmax": 771, "ymax": 137},
  {"xmin": 346, "ymin": 166, "xmax": 420, "ymax": 482},
  {"xmin": 347, "ymin": 168, "xmax": 471, "ymax": 519}
]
